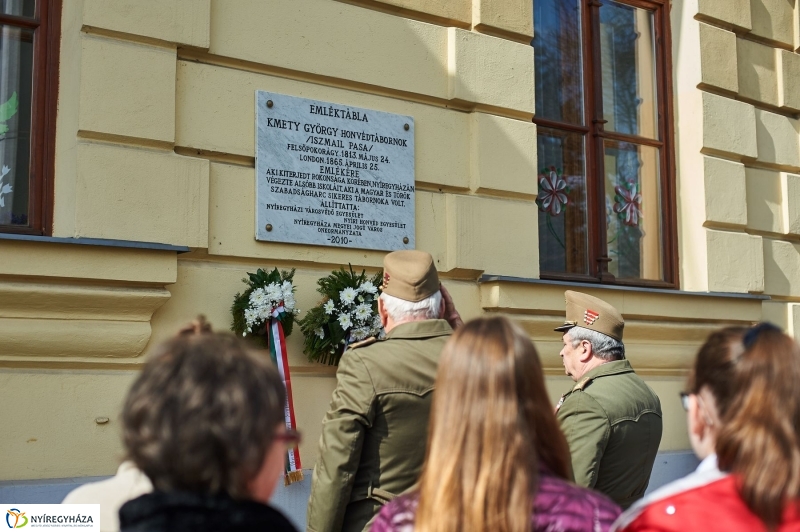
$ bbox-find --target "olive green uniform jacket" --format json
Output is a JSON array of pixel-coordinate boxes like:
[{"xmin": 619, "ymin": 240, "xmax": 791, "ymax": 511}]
[
  {"xmin": 556, "ymin": 360, "xmax": 662, "ymax": 510},
  {"xmin": 306, "ymin": 319, "xmax": 452, "ymax": 532}
]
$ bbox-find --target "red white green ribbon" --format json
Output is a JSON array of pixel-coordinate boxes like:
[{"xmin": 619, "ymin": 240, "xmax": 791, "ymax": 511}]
[{"xmin": 268, "ymin": 306, "xmax": 303, "ymax": 485}]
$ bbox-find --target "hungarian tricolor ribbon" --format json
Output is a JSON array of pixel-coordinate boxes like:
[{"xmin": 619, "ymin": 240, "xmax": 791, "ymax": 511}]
[{"xmin": 268, "ymin": 305, "xmax": 303, "ymax": 485}]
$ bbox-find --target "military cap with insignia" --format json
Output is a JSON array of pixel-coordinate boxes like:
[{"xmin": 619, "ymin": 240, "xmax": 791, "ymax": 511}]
[
  {"xmin": 381, "ymin": 250, "xmax": 440, "ymax": 302},
  {"xmin": 554, "ymin": 290, "xmax": 624, "ymax": 342}
]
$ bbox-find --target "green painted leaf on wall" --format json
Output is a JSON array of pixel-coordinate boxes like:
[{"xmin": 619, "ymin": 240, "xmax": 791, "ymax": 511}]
[{"xmin": 0, "ymin": 92, "xmax": 19, "ymax": 134}]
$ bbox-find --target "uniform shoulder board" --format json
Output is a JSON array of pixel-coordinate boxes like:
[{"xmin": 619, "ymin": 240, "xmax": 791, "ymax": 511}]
[
  {"xmin": 572, "ymin": 377, "xmax": 592, "ymax": 392},
  {"xmin": 348, "ymin": 337, "xmax": 378, "ymax": 350}
]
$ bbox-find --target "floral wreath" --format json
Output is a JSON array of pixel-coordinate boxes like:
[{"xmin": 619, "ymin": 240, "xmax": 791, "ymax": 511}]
[
  {"xmin": 298, "ymin": 265, "xmax": 383, "ymax": 366},
  {"xmin": 230, "ymin": 267, "xmax": 304, "ymax": 485},
  {"xmin": 231, "ymin": 268, "xmax": 298, "ymax": 342}
]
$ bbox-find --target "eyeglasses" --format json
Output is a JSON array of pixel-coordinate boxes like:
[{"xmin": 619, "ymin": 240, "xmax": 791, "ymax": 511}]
[
  {"xmin": 275, "ymin": 429, "xmax": 302, "ymax": 449},
  {"xmin": 679, "ymin": 392, "xmax": 690, "ymax": 411},
  {"xmin": 679, "ymin": 392, "xmax": 714, "ymax": 427}
]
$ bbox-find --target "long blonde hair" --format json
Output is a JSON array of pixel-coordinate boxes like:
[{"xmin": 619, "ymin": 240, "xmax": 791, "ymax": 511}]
[{"xmin": 414, "ymin": 316, "xmax": 570, "ymax": 532}]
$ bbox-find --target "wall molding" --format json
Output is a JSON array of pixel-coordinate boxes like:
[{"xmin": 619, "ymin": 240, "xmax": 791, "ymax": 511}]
[{"xmin": 480, "ymin": 278, "xmax": 765, "ymax": 375}]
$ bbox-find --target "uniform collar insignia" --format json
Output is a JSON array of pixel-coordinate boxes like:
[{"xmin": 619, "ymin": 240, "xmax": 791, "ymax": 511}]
[{"xmin": 573, "ymin": 377, "xmax": 591, "ymax": 391}]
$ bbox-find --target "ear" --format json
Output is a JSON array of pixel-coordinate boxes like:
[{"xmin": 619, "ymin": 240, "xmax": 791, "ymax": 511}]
[
  {"xmin": 688, "ymin": 395, "xmax": 707, "ymax": 438},
  {"xmin": 378, "ymin": 297, "xmax": 388, "ymax": 326},
  {"xmin": 438, "ymin": 296, "xmax": 446, "ymax": 317},
  {"xmin": 579, "ymin": 340, "xmax": 594, "ymax": 363}
]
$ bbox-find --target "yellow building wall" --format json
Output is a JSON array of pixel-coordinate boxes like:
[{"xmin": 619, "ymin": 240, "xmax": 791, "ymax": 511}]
[
  {"xmin": 0, "ymin": 0, "xmax": 785, "ymax": 481},
  {"xmin": 674, "ymin": 0, "xmax": 800, "ymax": 326}
]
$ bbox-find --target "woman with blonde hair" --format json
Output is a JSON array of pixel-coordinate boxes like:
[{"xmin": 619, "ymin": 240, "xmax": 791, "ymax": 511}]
[
  {"xmin": 371, "ymin": 315, "xmax": 620, "ymax": 532},
  {"xmin": 613, "ymin": 323, "xmax": 800, "ymax": 531}
]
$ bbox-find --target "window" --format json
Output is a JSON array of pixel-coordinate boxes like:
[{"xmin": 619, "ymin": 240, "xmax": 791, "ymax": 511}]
[
  {"xmin": 0, "ymin": 0, "xmax": 60, "ymax": 234},
  {"xmin": 533, "ymin": 0, "xmax": 677, "ymax": 287}
]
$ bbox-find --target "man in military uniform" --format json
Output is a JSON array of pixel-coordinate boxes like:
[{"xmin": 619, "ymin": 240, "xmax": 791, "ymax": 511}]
[
  {"xmin": 554, "ymin": 290, "xmax": 662, "ymax": 509},
  {"xmin": 307, "ymin": 250, "xmax": 461, "ymax": 532}
]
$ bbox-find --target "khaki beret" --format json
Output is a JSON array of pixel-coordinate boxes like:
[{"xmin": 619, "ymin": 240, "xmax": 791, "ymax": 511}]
[
  {"xmin": 381, "ymin": 250, "xmax": 439, "ymax": 302},
  {"xmin": 554, "ymin": 290, "xmax": 624, "ymax": 341}
]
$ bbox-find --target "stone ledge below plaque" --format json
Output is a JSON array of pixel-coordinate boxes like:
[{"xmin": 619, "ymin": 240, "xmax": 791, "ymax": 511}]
[
  {"xmin": 0, "ymin": 281, "xmax": 170, "ymax": 368},
  {"xmin": 0, "ymin": 238, "xmax": 179, "ymax": 368}
]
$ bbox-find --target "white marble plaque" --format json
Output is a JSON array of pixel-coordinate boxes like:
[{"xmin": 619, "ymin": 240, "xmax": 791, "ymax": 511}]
[{"xmin": 255, "ymin": 91, "xmax": 415, "ymax": 251}]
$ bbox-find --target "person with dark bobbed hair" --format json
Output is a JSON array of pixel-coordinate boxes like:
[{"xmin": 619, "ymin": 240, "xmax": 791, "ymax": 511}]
[
  {"xmin": 117, "ymin": 319, "xmax": 299, "ymax": 532},
  {"xmin": 613, "ymin": 323, "xmax": 800, "ymax": 531}
]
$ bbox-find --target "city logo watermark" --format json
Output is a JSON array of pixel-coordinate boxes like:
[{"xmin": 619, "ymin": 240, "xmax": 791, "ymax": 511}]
[
  {"xmin": 1, "ymin": 505, "xmax": 98, "ymax": 530},
  {"xmin": 6, "ymin": 509, "xmax": 27, "ymax": 529}
]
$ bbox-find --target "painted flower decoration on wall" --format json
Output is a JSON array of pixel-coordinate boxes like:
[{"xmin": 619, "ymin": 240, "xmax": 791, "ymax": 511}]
[
  {"xmin": 536, "ymin": 166, "xmax": 570, "ymax": 216},
  {"xmin": 613, "ymin": 183, "xmax": 642, "ymax": 227}
]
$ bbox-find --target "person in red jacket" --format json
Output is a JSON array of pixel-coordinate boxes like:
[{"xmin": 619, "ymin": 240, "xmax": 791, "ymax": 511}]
[{"xmin": 612, "ymin": 323, "xmax": 800, "ymax": 532}]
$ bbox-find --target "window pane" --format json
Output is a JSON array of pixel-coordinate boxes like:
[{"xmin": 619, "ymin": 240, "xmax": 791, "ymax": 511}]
[
  {"xmin": 1, "ymin": 0, "xmax": 35, "ymax": 18},
  {"xmin": 599, "ymin": 2, "xmax": 658, "ymax": 139},
  {"xmin": 533, "ymin": 0, "xmax": 584, "ymax": 126},
  {"xmin": 537, "ymin": 127, "xmax": 589, "ymax": 275},
  {"xmin": 0, "ymin": 24, "xmax": 34, "ymax": 226},
  {"xmin": 603, "ymin": 140, "xmax": 662, "ymax": 281}
]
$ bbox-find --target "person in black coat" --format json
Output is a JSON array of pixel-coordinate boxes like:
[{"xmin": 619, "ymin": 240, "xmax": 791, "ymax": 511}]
[{"xmin": 117, "ymin": 318, "xmax": 299, "ymax": 532}]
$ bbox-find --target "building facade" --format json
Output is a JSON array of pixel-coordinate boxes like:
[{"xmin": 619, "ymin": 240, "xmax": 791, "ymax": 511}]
[{"xmin": 0, "ymin": 0, "xmax": 796, "ymax": 526}]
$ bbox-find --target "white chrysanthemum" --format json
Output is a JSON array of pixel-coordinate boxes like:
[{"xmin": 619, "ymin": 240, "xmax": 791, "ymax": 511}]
[
  {"xmin": 359, "ymin": 281, "xmax": 378, "ymax": 294},
  {"xmin": 244, "ymin": 308, "xmax": 259, "ymax": 328},
  {"xmin": 282, "ymin": 280, "xmax": 293, "ymax": 294},
  {"xmin": 266, "ymin": 282, "xmax": 282, "ymax": 303},
  {"xmin": 338, "ymin": 312, "xmax": 353, "ymax": 330},
  {"xmin": 315, "ymin": 327, "xmax": 325, "ymax": 339},
  {"xmin": 354, "ymin": 303, "xmax": 372, "ymax": 322},
  {"xmin": 249, "ymin": 288, "xmax": 266, "ymax": 307},
  {"xmin": 350, "ymin": 327, "xmax": 366, "ymax": 341},
  {"xmin": 324, "ymin": 300, "xmax": 335, "ymax": 314},
  {"xmin": 283, "ymin": 293, "xmax": 296, "ymax": 311},
  {"xmin": 372, "ymin": 314, "xmax": 382, "ymax": 329},
  {"xmin": 340, "ymin": 287, "xmax": 357, "ymax": 306}
]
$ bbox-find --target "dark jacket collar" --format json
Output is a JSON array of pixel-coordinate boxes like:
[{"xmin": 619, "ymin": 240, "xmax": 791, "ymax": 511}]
[
  {"xmin": 119, "ymin": 491, "xmax": 298, "ymax": 532},
  {"xmin": 385, "ymin": 319, "xmax": 452, "ymax": 340}
]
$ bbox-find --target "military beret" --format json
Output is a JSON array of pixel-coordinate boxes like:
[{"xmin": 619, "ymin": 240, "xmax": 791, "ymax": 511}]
[
  {"xmin": 381, "ymin": 250, "xmax": 439, "ymax": 302},
  {"xmin": 554, "ymin": 290, "xmax": 624, "ymax": 342}
]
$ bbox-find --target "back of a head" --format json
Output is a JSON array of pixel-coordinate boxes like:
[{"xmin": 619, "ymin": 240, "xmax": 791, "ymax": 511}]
[
  {"xmin": 122, "ymin": 331, "xmax": 285, "ymax": 499},
  {"xmin": 696, "ymin": 324, "xmax": 800, "ymax": 528},
  {"xmin": 415, "ymin": 316, "xmax": 570, "ymax": 532},
  {"xmin": 688, "ymin": 326, "xmax": 747, "ymax": 420}
]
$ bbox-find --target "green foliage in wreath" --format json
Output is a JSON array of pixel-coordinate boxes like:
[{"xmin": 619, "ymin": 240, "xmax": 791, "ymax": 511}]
[
  {"xmin": 231, "ymin": 268, "xmax": 298, "ymax": 347},
  {"xmin": 298, "ymin": 265, "xmax": 383, "ymax": 366}
]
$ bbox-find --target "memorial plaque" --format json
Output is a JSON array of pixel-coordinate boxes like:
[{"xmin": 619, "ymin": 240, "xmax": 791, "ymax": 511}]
[{"xmin": 255, "ymin": 91, "xmax": 415, "ymax": 251}]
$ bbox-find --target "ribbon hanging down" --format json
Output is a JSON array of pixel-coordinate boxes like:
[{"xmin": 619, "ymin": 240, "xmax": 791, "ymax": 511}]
[{"xmin": 268, "ymin": 306, "xmax": 303, "ymax": 485}]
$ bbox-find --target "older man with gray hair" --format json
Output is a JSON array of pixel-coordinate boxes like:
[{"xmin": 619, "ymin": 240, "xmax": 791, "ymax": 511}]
[
  {"xmin": 307, "ymin": 250, "xmax": 461, "ymax": 532},
  {"xmin": 554, "ymin": 290, "xmax": 662, "ymax": 509}
]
